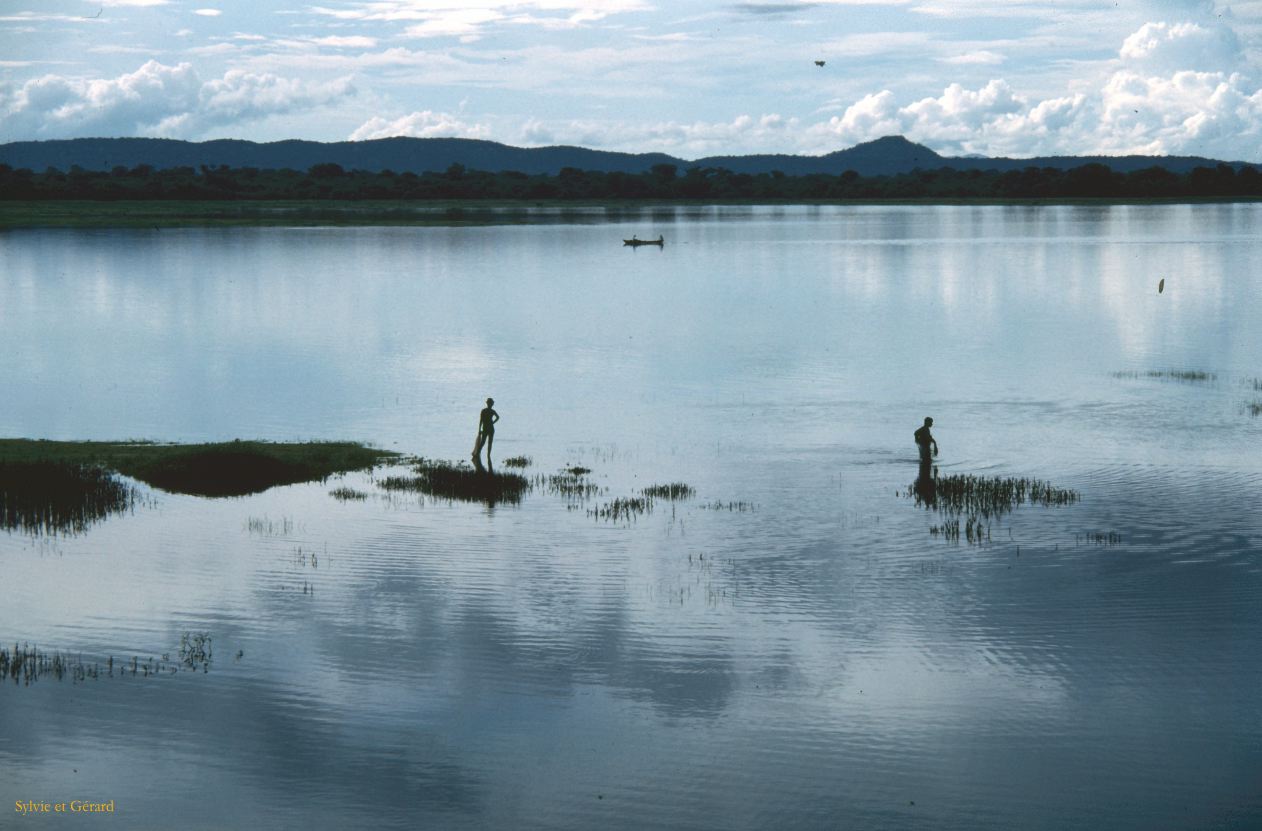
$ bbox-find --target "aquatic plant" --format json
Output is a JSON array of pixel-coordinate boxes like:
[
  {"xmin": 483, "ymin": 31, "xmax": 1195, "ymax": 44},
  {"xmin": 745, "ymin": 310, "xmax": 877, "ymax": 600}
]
[
  {"xmin": 642, "ymin": 482, "xmax": 695, "ymax": 500},
  {"xmin": 699, "ymin": 500, "xmax": 754, "ymax": 512},
  {"xmin": 0, "ymin": 461, "xmax": 137, "ymax": 536},
  {"xmin": 566, "ymin": 466, "xmax": 592, "ymax": 476},
  {"xmin": 501, "ymin": 456, "xmax": 532, "ymax": 468},
  {"xmin": 541, "ymin": 469, "xmax": 601, "ymax": 501},
  {"xmin": 329, "ymin": 486, "xmax": 368, "ymax": 501},
  {"xmin": 1080, "ymin": 531, "xmax": 1122, "ymax": 545},
  {"xmin": 246, "ymin": 515, "xmax": 294, "ymax": 536},
  {"xmin": 1111, "ymin": 369, "xmax": 1217, "ymax": 383},
  {"xmin": 379, "ymin": 459, "xmax": 531, "ymax": 504},
  {"xmin": 1, "ymin": 642, "xmax": 188, "ymax": 685},
  {"xmin": 589, "ymin": 496, "xmax": 653, "ymax": 522},
  {"xmin": 1248, "ymin": 401, "xmax": 1262, "ymax": 417},
  {"xmin": 910, "ymin": 474, "xmax": 1079, "ymax": 520},
  {"xmin": 179, "ymin": 632, "xmax": 212, "ymax": 672}
]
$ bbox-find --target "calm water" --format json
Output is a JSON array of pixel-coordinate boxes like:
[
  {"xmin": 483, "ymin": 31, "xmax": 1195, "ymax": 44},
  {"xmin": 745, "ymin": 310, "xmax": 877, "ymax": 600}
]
[{"xmin": 2, "ymin": 205, "xmax": 1261, "ymax": 830}]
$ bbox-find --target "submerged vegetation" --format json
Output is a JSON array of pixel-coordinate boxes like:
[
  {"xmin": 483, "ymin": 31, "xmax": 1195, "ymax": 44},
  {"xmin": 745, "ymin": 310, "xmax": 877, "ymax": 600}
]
[
  {"xmin": 2, "ymin": 633, "xmax": 215, "ymax": 685},
  {"xmin": 642, "ymin": 482, "xmax": 696, "ymax": 500},
  {"xmin": 909, "ymin": 472, "xmax": 1080, "ymax": 545},
  {"xmin": 501, "ymin": 456, "xmax": 532, "ymax": 469},
  {"xmin": 0, "ymin": 439, "xmax": 396, "ymax": 498},
  {"xmin": 589, "ymin": 481, "xmax": 697, "ymax": 523},
  {"xmin": 0, "ymin": 460, "xmax": 138, "ymax": 536},
  {"xmin": 329, "ymin": 486, "xmax": 369, "ymax": 501},
  {"xmin": 541, "ymin": 467, "xmax": 602, "ymax": 502},
  {"xmin": 1112, "ymin": 369, "xmax": 1217, "ymax": 383},
  {"xmin": 379, "ymin": 458, "xmax": 531, "ymax": 505}
]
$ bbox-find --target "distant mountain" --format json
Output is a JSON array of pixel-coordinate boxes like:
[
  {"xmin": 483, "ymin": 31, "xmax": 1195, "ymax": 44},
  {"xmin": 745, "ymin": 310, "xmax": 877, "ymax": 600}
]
[{"xmin": 0, "ymin": 135, "xmax": 1251, "ymax": 177}]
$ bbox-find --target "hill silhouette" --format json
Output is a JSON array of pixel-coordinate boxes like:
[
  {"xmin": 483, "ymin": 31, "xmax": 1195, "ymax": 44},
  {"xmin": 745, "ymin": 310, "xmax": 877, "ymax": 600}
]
[{"xmin": 0, "ymin": 134, "xmax": 1251, "ymax": 177}]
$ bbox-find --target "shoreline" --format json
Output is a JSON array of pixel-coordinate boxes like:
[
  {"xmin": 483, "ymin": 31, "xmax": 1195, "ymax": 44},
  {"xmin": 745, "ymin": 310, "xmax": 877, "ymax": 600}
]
[{"xmin": 3, "ymin": 197, "xmax": 1262, "ymax": 228}]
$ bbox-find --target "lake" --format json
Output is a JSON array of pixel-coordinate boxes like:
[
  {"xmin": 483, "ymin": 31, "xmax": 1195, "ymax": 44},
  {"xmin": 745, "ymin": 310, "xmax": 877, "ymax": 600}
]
[{"xmin": 2, "ymin": 204, "xmax": 1261, "ymax": 830}]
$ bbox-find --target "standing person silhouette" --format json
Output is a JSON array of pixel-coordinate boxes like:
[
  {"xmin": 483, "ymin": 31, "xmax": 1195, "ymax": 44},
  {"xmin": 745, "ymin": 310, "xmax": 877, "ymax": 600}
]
[
  {"xmin": 472, "ymin": 397, "xmax": 499, "ymax": 468},
  {"xmin": 914, "ymin": 416, "xmax": 938, "ymax": 463}
]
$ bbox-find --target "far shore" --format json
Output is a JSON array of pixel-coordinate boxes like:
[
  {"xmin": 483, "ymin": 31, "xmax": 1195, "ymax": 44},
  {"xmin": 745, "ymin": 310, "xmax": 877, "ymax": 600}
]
[{"xmin": 4, "ymin": 197, "xmax": 1261, "ymax": 229}]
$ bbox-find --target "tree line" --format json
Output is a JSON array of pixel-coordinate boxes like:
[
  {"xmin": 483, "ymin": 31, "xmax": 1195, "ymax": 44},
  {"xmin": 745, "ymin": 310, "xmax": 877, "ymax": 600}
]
[{"xmin": 1, "ymin": 160, "xmax": 1259, "ymax": 201}]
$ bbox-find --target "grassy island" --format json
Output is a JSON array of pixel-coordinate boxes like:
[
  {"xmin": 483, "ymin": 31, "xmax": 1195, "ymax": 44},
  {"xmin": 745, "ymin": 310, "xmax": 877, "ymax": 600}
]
[{"xmin": 0, "ymin": 439, "xmax": 398, "ymax": 498}]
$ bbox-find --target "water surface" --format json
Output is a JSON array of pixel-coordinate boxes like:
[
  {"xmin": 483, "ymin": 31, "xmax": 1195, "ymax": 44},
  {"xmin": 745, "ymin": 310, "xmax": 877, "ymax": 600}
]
[{"xmin": 2, "ymin": 204, "xmax": 1260, "ymax": 829}]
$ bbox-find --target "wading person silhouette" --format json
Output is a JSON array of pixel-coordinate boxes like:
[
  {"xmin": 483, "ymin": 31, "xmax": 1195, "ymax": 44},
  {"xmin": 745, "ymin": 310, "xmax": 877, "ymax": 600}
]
[
  {"xmin": 472, "ymin": 397, "xmax": 499, "ymax": 469},
  {"xmin": 914, "ymin": 417, "xmax": 938, "ymax": 463}
]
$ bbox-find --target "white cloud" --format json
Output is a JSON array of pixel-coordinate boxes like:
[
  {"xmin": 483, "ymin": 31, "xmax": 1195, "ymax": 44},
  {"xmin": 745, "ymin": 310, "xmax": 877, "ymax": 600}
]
[
  {"xmin": 308, "ymin": 35, "xmax": 378, "ymax": 48},
  {"xmin": 1119, "ymin": 20, "xmax": 1242, "ymax": 74},
  {"xmin": 99, "ymin": 0, "xmax": 170, "ymax": 6},
  {"xmin": 404, "ymin": 9, "xmax": 505, "ymax": 38},
  {"xmin": 194, "ymin": 8, "xmax": 222, "ymax": 16},
  {"xmin": 311, "ymin": 0, "xmax": 650, "ymax": 40},
  {"xmin": 941, "ymin": 50, "xmax": 1005, "ymax": 65},
  {"xmin": 803, "ymin": 18, "xmax": 1262, "ymax": 159},
  {"xmin": 349, "ymin": 110, "xmax": 492, "ymax": 140},
  {"xmin": 0, "ymin": 60, "xmax": 354, "ymax": 140}
]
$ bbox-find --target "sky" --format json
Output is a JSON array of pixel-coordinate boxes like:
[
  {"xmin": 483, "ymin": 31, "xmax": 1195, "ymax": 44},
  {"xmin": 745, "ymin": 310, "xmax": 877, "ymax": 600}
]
[{"xmin": 1, "ymin": 0, "xmax": 1261, "ymax": 160}]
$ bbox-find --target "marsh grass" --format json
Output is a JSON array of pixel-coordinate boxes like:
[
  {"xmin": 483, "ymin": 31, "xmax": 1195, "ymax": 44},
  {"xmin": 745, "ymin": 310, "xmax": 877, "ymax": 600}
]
[
  {"xmin": 1, "ymin": 637, "xmax": 207, "ymax": 685},
  {"xmin": 1112, "ymin": 369, "xmax": 1217, "ymax": 383},
  {"xmin": 911, "ymin": 473, "xmax": 1078, "ymax": 544},
  {"xmin": 329, "ymin": 486, "xmax": 368, "ymax": 501},
  {"xmin": 642, "ymin": 482, "xmax": 695, "ymax": 500},
  {"xmin": 1079, "ymin": 531, "xmax": 1122, "ymax": 545},
  {"xmin": 179, "ymin": 632, "xmax": 212, "ymax": 672},
  {"xmin": 380, "ymin": 459, "xmax": 531, "ymax": 504},
  {"xmin": 589, "ymin": 496, "xmax": 654, "ymax": 522},
  {"xmin": 0, "ymin": 460, "xmax": 137, "ymax": 536},
  {"xmin": 0, "ymin": 439, "xmax": 397, "ymax": 497},
  {"xmin": 540, "ymin": 469, "xmax": 601, "ymax": 501},
  {"xmin": 912, "ymin": 474, "xmax": 1079, "ymax": 520},
  {"xmin": 699, "ymin": 500, "xmax": 755, "ymax": 512},
  {"xmin": 246, "ymin": 515, "xmax": 294, "ymax": 536},
  {"xmin": 501, "ymin": 456, "xmax": 532, "ymax": 468},
  {"xmin": 1248, "ymin": 401, "xmax": 1262, "ymax": 417}
]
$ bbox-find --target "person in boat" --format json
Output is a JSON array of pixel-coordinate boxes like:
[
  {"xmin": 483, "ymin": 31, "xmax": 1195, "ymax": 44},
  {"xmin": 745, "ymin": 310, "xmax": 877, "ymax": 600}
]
[
  {"xmin": 472, "ymin": 397, "xmax": 499, "ymax": 467},
  {"xmin": 914, "ymin": 416, "xmax": 938, "ymax": 463}
]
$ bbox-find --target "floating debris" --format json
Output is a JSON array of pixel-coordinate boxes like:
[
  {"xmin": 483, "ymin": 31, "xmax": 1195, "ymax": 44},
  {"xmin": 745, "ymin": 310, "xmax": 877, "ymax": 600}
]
[{"xmin": 1158, "ymin": 277, "xmax": 1165, "ymax": 294}]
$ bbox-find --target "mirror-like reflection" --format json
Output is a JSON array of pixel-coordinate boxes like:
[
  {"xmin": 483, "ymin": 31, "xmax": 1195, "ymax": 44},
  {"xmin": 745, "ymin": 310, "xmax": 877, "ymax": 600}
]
[{"xmin": 2, "ymin": 205, "xmax": 1261, "ymax": 830}]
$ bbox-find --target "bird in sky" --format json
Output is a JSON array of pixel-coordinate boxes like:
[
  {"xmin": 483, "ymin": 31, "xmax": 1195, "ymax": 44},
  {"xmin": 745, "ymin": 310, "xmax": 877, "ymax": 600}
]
[{"xmin": 814, "ymin": 60, "xmax": 825, "ymax": 67}]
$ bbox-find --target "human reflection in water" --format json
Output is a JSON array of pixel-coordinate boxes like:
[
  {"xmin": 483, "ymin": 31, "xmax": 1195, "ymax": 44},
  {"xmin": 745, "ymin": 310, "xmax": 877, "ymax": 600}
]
[
  {"xmin": 914, "ymin": 457, "xmax": 937, "ymax": 508},
  {"xmin": 471, "ymin": 397, "xmax": 499, "ymax": 472}
]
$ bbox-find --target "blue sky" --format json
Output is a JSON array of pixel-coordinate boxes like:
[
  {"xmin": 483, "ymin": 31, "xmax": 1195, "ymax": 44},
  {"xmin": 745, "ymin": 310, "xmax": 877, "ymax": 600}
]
[{"xmin": 2, "ymin": 0, "xmax": 1261, "ymax": 159}]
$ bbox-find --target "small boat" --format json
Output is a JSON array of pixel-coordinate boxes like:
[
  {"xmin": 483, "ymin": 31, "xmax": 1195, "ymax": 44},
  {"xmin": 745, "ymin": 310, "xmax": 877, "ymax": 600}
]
[{"xmin": 623, "ymin": 235, "xmax": 664, "ymax": 247}]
